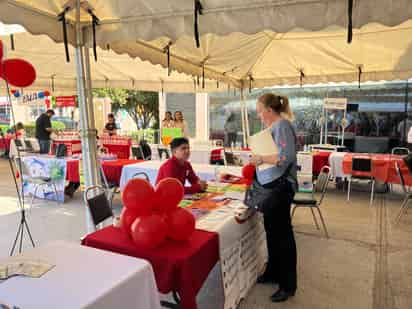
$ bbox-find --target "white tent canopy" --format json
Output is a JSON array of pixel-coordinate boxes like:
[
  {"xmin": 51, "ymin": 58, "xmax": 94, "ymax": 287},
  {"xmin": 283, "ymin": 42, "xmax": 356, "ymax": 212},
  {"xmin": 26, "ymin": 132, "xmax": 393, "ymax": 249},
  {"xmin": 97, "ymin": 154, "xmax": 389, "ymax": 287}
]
[
  {"xmin": 0, "ymin": 31, "xmax": 223, "ymax": 94},
  {"xmin": 117, "ymin": 21, "xmax": 412, "ymax": 89},
  {"xmin": 1, "ymin": 1, "xmax": 412, "ymax": 89},
  {"xmin": 1, "ymin": 0, "xmax": 412, "ymax": 46}
]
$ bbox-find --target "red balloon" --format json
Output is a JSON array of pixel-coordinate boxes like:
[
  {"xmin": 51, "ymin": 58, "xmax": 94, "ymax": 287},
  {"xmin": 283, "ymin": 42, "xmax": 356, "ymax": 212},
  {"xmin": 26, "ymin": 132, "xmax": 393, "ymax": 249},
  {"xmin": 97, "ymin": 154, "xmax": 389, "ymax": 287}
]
[
  {"xmin": 0, "ymin": 59, "xmax": 36, "ymax": 87},
  {"xmin": 122, "ymin": 178, "xmax": 155, "ymax": 215},
  {"xmin": 44, "ymin": 90, "xmax": 51, "ymax": 96},
  {"xmin": 155, "ymin": 178, "xmax": 184, "ymax": 213},
  {"xmin": 119, "ymin": 208, "xmax": 139, "ymax": 235},
  {"xmin": 131, "ymin": 214, "xmax": 168, "ymax": 249},
  {"xmin": 166, "ymin": 208, "xmax": 195, "ymax": 241},
  {"xmin": 242, "ymin": 164, "xmax": 255, "ymax": 180}
]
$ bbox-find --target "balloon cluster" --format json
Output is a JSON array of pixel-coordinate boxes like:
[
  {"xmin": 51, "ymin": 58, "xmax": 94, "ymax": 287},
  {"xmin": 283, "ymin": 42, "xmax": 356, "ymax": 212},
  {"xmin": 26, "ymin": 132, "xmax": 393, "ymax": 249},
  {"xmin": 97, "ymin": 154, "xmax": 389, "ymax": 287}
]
[
  {"xmin": 242, "ymin": 163, "xmax": 256, "ymax": 186},
  {"xmin": 11, "ymin": 89, "xmax": 50, "ymax": 98},
  {"xmin": 120, "ymin": 177, "xmax": 196, "ymax": 249},
  {"xmin": 0, "ymin": 40, "xmax": 36, "ymax": 88}
]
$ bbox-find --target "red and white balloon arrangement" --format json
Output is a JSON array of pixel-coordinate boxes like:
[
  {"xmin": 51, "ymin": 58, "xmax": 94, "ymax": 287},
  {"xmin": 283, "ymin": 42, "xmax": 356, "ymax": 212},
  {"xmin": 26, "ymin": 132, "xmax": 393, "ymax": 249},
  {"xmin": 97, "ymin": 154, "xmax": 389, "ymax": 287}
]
[
  {"xmin": 120, "ymin": 177, "xmax": 196, "ymax": 249},
  {"xmin": 0, "ymin": 40, "xmax": 36, "ymax": 88}
]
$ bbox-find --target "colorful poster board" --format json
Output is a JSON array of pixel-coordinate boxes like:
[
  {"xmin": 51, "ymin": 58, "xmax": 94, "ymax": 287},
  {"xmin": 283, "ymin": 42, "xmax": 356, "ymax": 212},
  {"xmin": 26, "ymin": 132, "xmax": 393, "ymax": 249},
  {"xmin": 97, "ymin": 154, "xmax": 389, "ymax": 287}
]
[{"xmin": 21, "ymin": 156, "xmax": 67, "ymax": 202}]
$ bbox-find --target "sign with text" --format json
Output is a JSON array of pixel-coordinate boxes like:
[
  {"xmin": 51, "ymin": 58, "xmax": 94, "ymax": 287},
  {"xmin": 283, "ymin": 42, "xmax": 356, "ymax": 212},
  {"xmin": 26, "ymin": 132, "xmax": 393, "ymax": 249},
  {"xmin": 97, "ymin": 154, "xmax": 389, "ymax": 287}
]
[
  {"xmin": 55, "ymin": 96, "xmax": 77, "ymax": 107},
  {"xmin": 323, "ymin": 98, "xmax": 347, "ymax": 110}
]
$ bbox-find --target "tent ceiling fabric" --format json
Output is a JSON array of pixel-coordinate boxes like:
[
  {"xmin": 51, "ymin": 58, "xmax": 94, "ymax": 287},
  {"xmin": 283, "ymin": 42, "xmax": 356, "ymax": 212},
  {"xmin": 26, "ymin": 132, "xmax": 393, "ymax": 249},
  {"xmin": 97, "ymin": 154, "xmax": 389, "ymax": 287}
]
[
  {"xmin": 0, "ymin": 31, "xmax": 224, "ymax": 93},
  {"xmin": 115, "ymin": 21, "xmax": 412, "ymax": 88},
  {"xmin": 0, "ymin": 1, "xmax": 412, "ymax": 89},
  {"xmin": 1, "ymin": 0, "xmax": 412, "ymax": 45}
]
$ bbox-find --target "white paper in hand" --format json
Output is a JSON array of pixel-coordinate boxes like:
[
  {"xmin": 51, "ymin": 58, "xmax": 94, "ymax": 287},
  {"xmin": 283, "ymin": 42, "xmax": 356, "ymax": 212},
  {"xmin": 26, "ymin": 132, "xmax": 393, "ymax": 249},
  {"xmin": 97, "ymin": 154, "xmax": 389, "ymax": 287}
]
[{"xmin": 248, "ymin": 128, "xmax": 278, "ymax": 171}]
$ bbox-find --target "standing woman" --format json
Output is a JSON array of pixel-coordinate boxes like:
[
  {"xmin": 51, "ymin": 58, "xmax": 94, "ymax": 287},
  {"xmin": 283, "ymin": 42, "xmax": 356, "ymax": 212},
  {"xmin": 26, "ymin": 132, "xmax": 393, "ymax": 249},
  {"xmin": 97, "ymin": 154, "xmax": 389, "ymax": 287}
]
[
  {"xmin": 161, "ymin": 111, "xmax": 175, "ymax": 128},
  {"xmin": 250, "ymin": 93, "xmax": 298, "ymax": 302},
  {"xmin": 174, "ymin": 111, "xmax": 189, "ymax": 137}
]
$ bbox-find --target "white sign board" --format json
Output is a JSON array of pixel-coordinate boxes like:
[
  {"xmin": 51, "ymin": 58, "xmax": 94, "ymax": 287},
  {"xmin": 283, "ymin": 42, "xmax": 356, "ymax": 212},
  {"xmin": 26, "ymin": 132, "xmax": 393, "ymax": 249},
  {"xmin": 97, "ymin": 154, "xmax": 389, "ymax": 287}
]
[{"xmin": 323, "ymin": 98, "xmax": 347, "ymax": 110}]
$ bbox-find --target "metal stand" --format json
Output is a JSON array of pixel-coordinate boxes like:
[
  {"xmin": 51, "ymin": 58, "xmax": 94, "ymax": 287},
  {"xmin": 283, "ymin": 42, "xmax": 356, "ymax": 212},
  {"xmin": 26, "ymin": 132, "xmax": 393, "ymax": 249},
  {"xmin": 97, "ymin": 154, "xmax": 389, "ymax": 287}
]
[
  {"xmin": 10, "ymin": 206, "xmax": 35, "ymax": 256},
  {"xmin": 1, "ymin": 80, "xmax": 36, "ymax": 255}
]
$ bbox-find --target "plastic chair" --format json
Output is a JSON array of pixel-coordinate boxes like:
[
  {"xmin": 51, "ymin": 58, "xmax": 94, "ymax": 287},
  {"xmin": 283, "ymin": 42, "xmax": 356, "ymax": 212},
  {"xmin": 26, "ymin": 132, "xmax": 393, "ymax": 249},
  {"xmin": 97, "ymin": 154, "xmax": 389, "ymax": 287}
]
[
  {"xmin": 84, "ymin": 185, "xmax": 114, "ymax": 229},
  {"xmin": 347, "ymin": 157, "xmax": 375, "ymax": 206},
  {"xmin": 292, "ymin": 166, "xmax": 331, "ymax": 238}
]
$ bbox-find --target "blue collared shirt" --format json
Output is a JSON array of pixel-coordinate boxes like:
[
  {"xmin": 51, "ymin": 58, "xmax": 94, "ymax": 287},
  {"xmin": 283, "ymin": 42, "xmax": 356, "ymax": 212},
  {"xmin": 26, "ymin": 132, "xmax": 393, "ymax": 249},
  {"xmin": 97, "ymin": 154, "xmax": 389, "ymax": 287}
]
[{"xmin": 256, "ymin": 119, "xmax": 298, "ymax": 191}]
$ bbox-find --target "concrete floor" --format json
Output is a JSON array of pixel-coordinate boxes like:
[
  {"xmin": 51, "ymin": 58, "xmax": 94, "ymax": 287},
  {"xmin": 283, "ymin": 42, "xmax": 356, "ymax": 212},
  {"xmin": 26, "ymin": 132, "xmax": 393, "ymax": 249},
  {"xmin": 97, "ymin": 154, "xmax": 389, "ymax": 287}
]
[{"xmin": 0, "ymin": 159, "xmax": 411, "ymax": 309}]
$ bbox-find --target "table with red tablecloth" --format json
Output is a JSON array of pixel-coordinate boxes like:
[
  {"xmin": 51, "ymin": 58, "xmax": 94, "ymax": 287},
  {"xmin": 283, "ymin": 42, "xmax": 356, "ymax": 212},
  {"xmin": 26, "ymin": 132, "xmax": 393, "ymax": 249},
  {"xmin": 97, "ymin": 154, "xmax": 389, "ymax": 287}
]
[
  {"xmin": 312, "ymin": 151, "xmax": 332, "ymax": 174},
  {"xmin": 101, "ymin": 159, "xmax": 143, "ymax": 186},
  {"xmin": 0, "ymin": 136, "xmax": 12, "ymax": 151},
  {"xmin": 342, "ymin": 153, "xmax": 412, "ymax": 186},
  {"xmin": 100, "ymin": 136, "xmax": 132, "ymax": 159},
  {"xmin": 82, "ymin": 226, "xmax": 219, "ymax": 309},
  {"xmin": 66, "ymin": 159, "xmax": 80, "ymax": 182}
]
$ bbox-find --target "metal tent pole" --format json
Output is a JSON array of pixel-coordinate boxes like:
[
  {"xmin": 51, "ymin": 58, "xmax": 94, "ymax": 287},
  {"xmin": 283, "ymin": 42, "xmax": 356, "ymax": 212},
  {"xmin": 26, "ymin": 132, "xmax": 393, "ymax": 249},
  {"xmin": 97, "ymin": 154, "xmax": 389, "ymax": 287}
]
[
  {"xmin": 74, "ymin": 0, "xmax": 99, "ymax": 232},
  {"xmin": 241, "ymin": 89, "xmax": 250, "ymax": 146},
  {"xmin": 240, "ymin": 89, "xmax": 247, "ymax": 147}
]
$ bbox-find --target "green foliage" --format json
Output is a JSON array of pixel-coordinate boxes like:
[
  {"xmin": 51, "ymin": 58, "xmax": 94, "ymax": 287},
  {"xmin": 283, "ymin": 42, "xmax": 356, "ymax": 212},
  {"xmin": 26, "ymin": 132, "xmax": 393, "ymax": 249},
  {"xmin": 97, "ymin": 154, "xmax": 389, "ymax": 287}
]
[
  {"xmin": 24, "ymin": 123, "xmax": 35, "ymax": 137},
  {"xmin": 93, "ymin": 89, "xmax": 159, "ymax": 130},
  {"xmin": 22, "ymin": 121, "xmax": 66, "ymax": 138},
  {"xmin": 127, "ymin": 128, "xmax": 158, "ymax": 144},
  {"xmin": 51, "ymin": 121, "xmax": 66, "ymax": 130},
  {"xmin": 0, "ymin": 124, "xmax": 10, "ymax": 134}
]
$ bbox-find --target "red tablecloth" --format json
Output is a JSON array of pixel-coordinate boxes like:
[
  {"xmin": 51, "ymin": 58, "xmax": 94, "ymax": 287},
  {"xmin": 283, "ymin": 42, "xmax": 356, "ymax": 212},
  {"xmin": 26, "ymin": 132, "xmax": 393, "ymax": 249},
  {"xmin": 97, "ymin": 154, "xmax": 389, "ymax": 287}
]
[
  {"xmin": 0, "ymin": 136, "xmax": 12, "ymax": 151},
  {"xmin": 312, "ymin": 151, "xmax": 332, "ymax": 174},
  {"xmin": 103, "ymin": 143, "xmax": 131, "ymax": 159},
  {"xmin": 342, "ymin": 153, "xmax": 412, "ymax": 186},
  {"xmin": 101, "ymin": 159, "xmax": 143, "ymax": 185},
  {"xmin": 82, "ymin": 226, "xmax": 219, "ymax": 309},
  {"xmin": 66, "ymin": 159, "xmax": 80, "ymax": 182}
]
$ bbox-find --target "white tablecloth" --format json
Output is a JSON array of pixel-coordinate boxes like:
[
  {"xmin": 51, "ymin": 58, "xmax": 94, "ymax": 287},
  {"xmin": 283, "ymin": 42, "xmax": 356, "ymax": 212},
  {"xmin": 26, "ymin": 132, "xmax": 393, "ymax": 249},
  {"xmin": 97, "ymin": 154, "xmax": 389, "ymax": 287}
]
[
  {"xmin": 329, "ymin": 152, "xmax": 349, "ymax": 178},
  {"xmin": 120, "ymin": 160, "xmax": 242, "ymax": 189},
  {"xmin": 0, "ymin": 241, "xmax": 161, "ymax": 309},
  {"xmin": 196, "ymin": 202, "xmax": 267, "ymax": 309}
]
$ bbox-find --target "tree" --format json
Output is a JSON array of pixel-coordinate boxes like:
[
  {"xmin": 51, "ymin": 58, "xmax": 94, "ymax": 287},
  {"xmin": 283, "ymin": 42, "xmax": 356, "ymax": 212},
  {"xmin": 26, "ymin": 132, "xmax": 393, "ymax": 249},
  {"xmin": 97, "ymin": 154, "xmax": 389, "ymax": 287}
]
[{"xmin": 93, "ymin": 89, "xmax": 159, "ymax": 130}]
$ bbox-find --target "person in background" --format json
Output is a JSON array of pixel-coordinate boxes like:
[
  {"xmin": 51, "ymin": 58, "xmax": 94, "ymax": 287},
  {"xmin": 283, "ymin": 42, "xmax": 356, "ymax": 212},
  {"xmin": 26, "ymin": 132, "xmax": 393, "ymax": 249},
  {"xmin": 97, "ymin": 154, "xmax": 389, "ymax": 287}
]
[
  {"xmin": 35, "ymin": 109, "xmax": 55, "ymax": 154},
  {"xmin": 156, "ymin": 137, "xmax": 207, "ymax": 194},
  {"xmin": 161, "ymin": 111, "xmax": 175, "ymax": 128},
  {"xmin": 249, "ymin": 93, "xmax": 298, "ymax": 302},
  {"xmin": 103, "ymin": 113, "xmax": 117, "ymax": 136},
  {"xmin": 8, "ymin": 122, "xmax": 25, "ymax": 139},
  {"xmin": 397, "ymin": 114, "xmax": 412, "ymax": 146},
  {"xmin": 173, "ymin": 111, "xmax": 189, "ymax": 137},
  {"xmin": 224, "ymin": 113, "xmax": 238, "ymax": 147}
]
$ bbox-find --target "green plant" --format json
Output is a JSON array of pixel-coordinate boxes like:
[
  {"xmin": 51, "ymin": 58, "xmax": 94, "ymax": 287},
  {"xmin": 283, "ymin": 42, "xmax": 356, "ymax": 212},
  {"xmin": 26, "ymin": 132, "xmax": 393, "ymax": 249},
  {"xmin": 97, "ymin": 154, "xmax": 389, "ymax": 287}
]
[{"xmin": 51, "ymin": 121, "xmax": 66, "ymax": 130}]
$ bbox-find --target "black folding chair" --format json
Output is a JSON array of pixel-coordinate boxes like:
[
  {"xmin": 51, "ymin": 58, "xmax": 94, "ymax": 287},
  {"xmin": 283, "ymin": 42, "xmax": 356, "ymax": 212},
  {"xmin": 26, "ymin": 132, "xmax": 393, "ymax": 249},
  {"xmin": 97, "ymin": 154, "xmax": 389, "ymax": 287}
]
[
  {"xmin": 292, "ymin": 166, "xmax": 331, "ymax": 238},
  {"xmin": 84, "ymin": 185, "xmax": 114, "ymax": 229}
]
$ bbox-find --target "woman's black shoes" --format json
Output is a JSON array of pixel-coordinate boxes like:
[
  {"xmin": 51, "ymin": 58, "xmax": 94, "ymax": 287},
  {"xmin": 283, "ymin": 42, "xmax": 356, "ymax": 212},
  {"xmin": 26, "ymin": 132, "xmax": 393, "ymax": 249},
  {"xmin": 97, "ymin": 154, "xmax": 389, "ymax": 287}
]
[{"xmin": 270, "ymin": 288, "xmax": 296, "ymax": 302}]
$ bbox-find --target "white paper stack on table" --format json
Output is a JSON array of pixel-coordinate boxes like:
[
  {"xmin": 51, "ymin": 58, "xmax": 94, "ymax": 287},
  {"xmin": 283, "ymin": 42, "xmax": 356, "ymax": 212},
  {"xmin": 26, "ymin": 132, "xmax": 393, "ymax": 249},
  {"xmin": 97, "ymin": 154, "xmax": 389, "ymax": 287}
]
[{"xmin": 248, "ymin": 129, "xmax": 278, "ymax": 171}]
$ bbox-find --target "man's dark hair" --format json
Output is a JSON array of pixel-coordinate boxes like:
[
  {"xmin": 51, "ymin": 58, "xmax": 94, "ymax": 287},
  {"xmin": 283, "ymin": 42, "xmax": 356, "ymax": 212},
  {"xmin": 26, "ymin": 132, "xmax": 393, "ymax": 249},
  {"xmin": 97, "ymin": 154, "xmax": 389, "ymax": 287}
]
[
  {"xmin": 46, "ymin": 109, "xmax": 55, "ymax": 115},
  {"xmin": 108, "ymin": 113, "xmax": 114, "ymax": 118},
  {"xmin": 170, "ymin": 137, "xmax": 189, "ymax": 150}
]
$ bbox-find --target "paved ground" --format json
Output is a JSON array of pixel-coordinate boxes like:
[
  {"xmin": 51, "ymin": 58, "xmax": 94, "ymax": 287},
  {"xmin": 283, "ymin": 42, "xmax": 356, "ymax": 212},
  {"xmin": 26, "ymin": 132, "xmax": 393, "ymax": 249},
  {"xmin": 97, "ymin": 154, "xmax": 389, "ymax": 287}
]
[{"xmin": 0, "ymin": 159, "xmax": 411, "ymax": 309}]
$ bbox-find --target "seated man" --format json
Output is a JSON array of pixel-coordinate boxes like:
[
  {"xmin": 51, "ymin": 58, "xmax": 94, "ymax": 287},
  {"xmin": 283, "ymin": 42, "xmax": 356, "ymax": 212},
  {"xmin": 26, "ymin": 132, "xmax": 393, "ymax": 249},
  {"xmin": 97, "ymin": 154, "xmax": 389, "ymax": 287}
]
[{"xmin": 156, "ymin": 137, "xmax": 207, "ymax": 194}]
